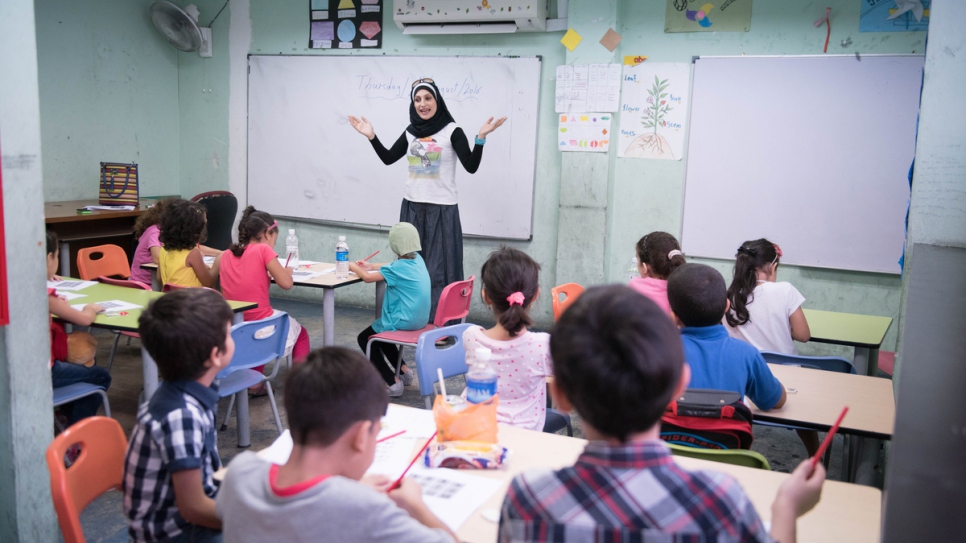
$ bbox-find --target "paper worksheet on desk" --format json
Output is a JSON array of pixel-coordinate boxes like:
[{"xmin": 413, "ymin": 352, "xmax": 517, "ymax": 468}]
[
  {"xmin": 555, "ymin": 63, "xmax": 621, "ymax": 113},
  {"xmin": 70, "ymin": 300, "xmax": 143, "ymax": 313},
  {"xmin": 47, "ymin": 279, "xmax": 97, "ymax": 291},
  {"xmin": 409, "ymin": 464, "xmax": 503, "ymax": 532},
  {"xmin": 276, "ymin": 258, "xmax": 321, "ymax": 268}
]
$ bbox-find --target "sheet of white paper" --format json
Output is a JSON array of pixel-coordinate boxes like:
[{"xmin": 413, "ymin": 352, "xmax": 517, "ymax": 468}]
[
  {"xmin": 71, "ymin": 299, "xmax": 143, "ymax": 312},
  {"xmin": 276, "ymin": 258, "xmax": 321, "ymax": 268},
  {"xmin": 83, "ymin": 205, "xmax": 135, "ymax": 211},
  {"xmin": 56, "ymin": 292, "xmax": 87, "ymax": 301},
  {"xmin": 408, "ymin": 465, "xmax": 504, "ymax": 532},
  {"xmin": 48, "ymin": 279, "xmax": 98, "ymax": 291},
  {"xmin": 382, "ymin": 405, "xmax": 437, "ymax": 439},
  {"xmin": 256, "ymin": 429, "xmax": 294, "ymax": 465},
  {"xmin": 366, "ymin": 437, "xmax": 420, "ymax": 479},
  {"xmin": 320, "ymin": 267, "xmax": 336, "ymax": 275}
]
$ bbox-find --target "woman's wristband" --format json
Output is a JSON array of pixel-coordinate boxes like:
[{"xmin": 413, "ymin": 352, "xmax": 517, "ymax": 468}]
[{"xmin": 475, "ymin": 136, "xmax": 486, "ymax": 146}]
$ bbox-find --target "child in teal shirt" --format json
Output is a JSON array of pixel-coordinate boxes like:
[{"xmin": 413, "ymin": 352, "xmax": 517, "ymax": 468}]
[{"xmin": 350, "ymin": 222, "xmax": 431, "ymax": 396}]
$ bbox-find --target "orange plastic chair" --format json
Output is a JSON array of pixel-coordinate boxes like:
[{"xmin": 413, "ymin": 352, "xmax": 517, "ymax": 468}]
[
  {"xmin": 551, "ymin": 283, "xmax": 585, "ymax": 321},
  {"xmin": 76, "ymin": 244, "xmax": 131, "ymax": 281},
  {"xmin": 96, "ymin": 276, "xmax": 151, "ymax": 371},
  {"xmin": 46, "ymin": 416, "xmax": 128, "ymax": 543}
]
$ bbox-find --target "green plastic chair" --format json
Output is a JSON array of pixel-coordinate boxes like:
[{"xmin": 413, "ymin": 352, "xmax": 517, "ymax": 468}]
[{"xmin": 668, "ymin": 443, "xmax": 771, "ymax": 470}]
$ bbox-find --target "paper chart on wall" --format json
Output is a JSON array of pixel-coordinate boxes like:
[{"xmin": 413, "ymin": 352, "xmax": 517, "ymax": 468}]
[
  {"xmin": 408, "ymin": 464, "xmax": 504, "ymax": 532},
  {"xmin": 558, "ymin": 113, "xmax": 612, "ymax": 153},
  {"xmin": 555, "ymin": 64, "xmax": 622, "ymax": 113},
  {"xmin": 618, "ymin": 62, "xmax": 690, "ymax": 160}
]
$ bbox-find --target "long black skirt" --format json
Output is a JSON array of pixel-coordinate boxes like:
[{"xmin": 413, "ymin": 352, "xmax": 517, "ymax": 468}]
[{"xmin": 399, "ymin": 199, "xmax": 464, "ymax": 319}]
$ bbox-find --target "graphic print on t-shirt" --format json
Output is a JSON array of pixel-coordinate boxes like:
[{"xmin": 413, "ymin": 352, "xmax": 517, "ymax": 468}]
[{"xmin": 407, "ymin": 137, "xmax": 442, "ymax": 179}]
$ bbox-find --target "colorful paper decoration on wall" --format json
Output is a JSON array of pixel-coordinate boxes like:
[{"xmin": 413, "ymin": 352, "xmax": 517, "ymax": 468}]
[
  {"xmin": 860, "ymin": 0, "xmax": 929, "ymax": 32},
  {"xmin": 599, "ymin": 28, "xmax": 622, "ymax": 52},
  {"xmin": 558, "ymin": 114, "xmax": 611, "ymax": 153},
  {"xmin": 561, "ymin": 29, "xmax": 583, "ymax": 51},
  {"xmin": 617, "ymin": 62, "xmax": 690, "ymax": 160},
  {"xmin": 665, "ymin": 0, "xmax": 752, "ymax": 33},
  {"xmin": 309, "ymin": 0, "xmax": 382, "ymax": 49}
]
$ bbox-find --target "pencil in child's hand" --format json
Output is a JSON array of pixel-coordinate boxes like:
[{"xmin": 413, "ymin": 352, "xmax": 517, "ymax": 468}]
[
  {"xmin": 811, "ymin": 406, "xmax": 848, "ymax": 469},
  {"xmin": 284, "ymin": 253, "xmax": 293, "ymax": 268},
  {"xmin": 362, "ymin": 250, "xmax": 379, "ymax": 262},
  {"xmin": 389, "ymin": 431, "xmax": 437, "ymax": 491}
]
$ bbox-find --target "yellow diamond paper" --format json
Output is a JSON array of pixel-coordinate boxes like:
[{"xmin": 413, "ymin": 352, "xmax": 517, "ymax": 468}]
[{"xmin": 560, "ymin": 29, "xmax": 583, "ymax": 52}]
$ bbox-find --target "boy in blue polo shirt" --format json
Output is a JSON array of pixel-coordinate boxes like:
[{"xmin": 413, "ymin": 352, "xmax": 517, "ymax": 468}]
[
  {"xmin": 667, "ymin": 263, "xmax": 786, "ymax": 411},
  {"xmin": 124, "ymin": 289, "xmax": 234, "ymax": 542},
  {"xmin": 350, "ymin": 222, "xmax": 431, "ymax": 397}
]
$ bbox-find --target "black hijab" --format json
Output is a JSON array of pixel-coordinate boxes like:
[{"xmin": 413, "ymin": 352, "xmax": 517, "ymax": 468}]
[{"xmin": 407, "ymin": 80, "xmax": 456, "ymax": 138}]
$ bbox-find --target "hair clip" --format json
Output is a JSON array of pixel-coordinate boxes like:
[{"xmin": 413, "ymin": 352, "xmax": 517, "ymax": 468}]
[
  {"xmin": 506, "ymin": 292, "xmax": 525, "ymax": 306},
  {"xmin": 773, "ymin": 244, "xmax": 783, "ymax": 258},
  {"xmin": 667, "ymin": 249, "xmax": 684, "ymax": 259}
]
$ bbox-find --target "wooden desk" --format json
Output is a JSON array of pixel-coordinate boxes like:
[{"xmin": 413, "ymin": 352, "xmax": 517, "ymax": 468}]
[
  {"xmin": 55, "ymin": 280, "xmax": 256, "ymax": 400},
  {"xmin": 803, "ymin": 308, "xmax": 892, "ymax": 377},
  {"xmin": 45, "ymin": 199, "xmax": 159, "ymax": 278}
]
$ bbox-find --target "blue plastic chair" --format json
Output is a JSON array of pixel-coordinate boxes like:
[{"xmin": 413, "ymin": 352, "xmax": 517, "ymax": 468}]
[
  {"xmin": 217, "ymin": 313, "xmax": 289, "ymax": 448},
  {"xmin": 53, "ymin": 383, "xmax": 111, "ymax": 432},
  {"xmin": 414, "ymin": 323, "xmax": 474, "ymax": 409},
  {"xmin": 543, "ymin": 408, "xmax": 573, "ymax": 437},
  {"xmin": 760, "ymin": 351, "xmax": 856, "ymax": 374}
]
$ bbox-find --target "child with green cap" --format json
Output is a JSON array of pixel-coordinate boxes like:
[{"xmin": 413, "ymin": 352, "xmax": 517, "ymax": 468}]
[{"xmin": 350, "ymin": 222, "xmax": 431, "ymax": 397}]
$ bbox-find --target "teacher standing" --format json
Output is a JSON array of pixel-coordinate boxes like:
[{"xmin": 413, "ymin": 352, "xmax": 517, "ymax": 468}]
[{"xmin": 349, "ymin": 78, "xmax": 506, "ymax": 316}]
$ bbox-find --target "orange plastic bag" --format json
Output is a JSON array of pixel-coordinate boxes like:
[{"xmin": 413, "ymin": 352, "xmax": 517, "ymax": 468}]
[{"xmin": 432, "ymin": 394, "xmax": 499, "ymax": 444}]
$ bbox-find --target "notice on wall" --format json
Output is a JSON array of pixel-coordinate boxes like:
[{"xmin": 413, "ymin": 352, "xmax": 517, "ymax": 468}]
[
  {"xmin": 665, "ymin": 0, "xmax": 752, "ymax": 33},
  {"xmin": 618, "ymin": 62, "xmax": 690, "ymax": 160},
  {"xmin": 558, "ymin": 113, "xmax": 612, "ymax": 153},
  {"xmin": 860, "ymin": 0, "xmax": 929, "ymax": 32},
  {"xmin": 309, "ymin": 0, "xmax": 383, "ymax": 50},
  {"xmin": 555, "ymin": 64, "xmax": 622, "ymax": 113}
]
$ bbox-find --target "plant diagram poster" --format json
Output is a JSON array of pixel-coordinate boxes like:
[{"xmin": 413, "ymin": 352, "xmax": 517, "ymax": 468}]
[
  {"xmin": 618, "ymin": 62, "xmax": 690, "ymax": 160},
  {"xmin": 309, "ymin": 0, "xmax": 383, "ymax": 50}
]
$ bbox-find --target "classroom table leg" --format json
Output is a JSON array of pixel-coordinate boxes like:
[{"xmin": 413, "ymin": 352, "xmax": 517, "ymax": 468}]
[
  {"xmin": 851, "ymin": 436, "xmax": 881, "ymax": 486},
  {"xmin": 232, "ymin": 312, "xmax": 244, "ymax": 325},
  {"xmin": 142, "ymin": 345, "xmax": 158, "ymax": 404},
  {"xmin": 59, "ymin": 241, "xmax": 70, "ymax": 277},
  {"xmin": 150, "ymin": 268, "xmax": 160, "ymax": 291},
  {"xmin": 852, "ymin": 346, "xmax": 882, "ymax": 377},
  {"xmin": 375, "ymin": 281, "xmax": 386, "ymax": 319},
  {"xmin": 323, "ymin": 288, "xmax": 335, "ymax": 346},
  {"xmin": 235, "ymin": 390, "xmax": 251, "ymax": 448}
]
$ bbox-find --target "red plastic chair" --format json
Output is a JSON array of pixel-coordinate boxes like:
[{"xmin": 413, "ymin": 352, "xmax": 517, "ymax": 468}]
[
  {"xmin": 46, "ymin": 416, "xmax": 127, "ymax": 543},
  {"xmin": 96, "ymin": 277, "xmax": 151, "ymax": 372},
  {"xmin": 551, "ymin": 283, "xmax": 584, "ymax": 321},
  {"xmin": 366, "ymin": 276, "xmax": 475, "ymax": 382},
  {"xmin": 76, "ymin": 245, "xmax": 131, "ymax": 281}
]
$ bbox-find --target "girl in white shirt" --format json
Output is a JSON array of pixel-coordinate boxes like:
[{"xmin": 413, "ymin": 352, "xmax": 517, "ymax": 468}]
[{"xmin": 463, "ymin": 247, "xmax": 552, "ymax": 432}]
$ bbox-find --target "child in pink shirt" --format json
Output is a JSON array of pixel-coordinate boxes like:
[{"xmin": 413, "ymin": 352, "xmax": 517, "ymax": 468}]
[
  {"xmin": 216, "ymin": 207, "xmax": 310, "ymax": 373},
  {"xmin": 629, "ymin": 231, "xmax": 686, "ymax": 316},
  {"xmin": 462, "ymin": 248, "xmax": 552, "ymax": 432}
]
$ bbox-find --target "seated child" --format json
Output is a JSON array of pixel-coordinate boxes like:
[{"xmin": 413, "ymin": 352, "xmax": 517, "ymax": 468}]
[
  {"xmin": 629, "ymin": 231, "xmax": 686, "ymax": 316},
  {"xmin": 158, "ymin": 199, "xmax": 217, "ymax": 288},
  {"xmin": 667, "ymin": 263, "xmax": 786, "ymax": 411},
  {"xmin": 463, "ymin": 247, "xmax": 552, "ymax": 431},
  {"xmin": 131, "ymin": 198, "xmax": 222, "ymax": 285},
  {"xmin": 217, "ymin": 347, "xmax": 457, "ymax": 542},
  {"xmin": 124, "ymin": 289, "xmax": 234, "ymax": 543},
  {"xmin": 349, "ymin": 222, "xmax": 430, "ymax": 397},
  {"xmin": 500, "ymin": 285, "xmax": 825, "ymax": 542},
  {"xmin": 46, "ymin": 231, "xmax": 111, "ymax": 425}
]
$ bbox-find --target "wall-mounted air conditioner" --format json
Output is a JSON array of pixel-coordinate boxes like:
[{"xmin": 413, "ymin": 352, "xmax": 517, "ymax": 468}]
[{"xmin": 394, "ymin": 0, "xmax": 559, "ymax": 34}]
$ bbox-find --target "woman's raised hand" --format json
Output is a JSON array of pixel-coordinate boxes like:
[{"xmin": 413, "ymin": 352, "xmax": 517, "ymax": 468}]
[
  {"xmin": 478, "ymin": 116, "xmax": 508, "ymax": 139},
  {"xmin": 348, "ymin": 115, "xmax": 376, "ymax": 140}
]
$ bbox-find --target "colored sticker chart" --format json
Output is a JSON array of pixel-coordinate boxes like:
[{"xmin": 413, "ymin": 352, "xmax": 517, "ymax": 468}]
[
  {"xmin": 860, "ymin": 0, "xmax": 929, "ymax": 33},
  {"xmin": 664, "ymin": 0, "xmax": 752, "ymax": 33},
  {"xmin": 555, "ymin": 63, "xmax": 622, "ymax": 113},
  {"xmin": 308, "ymin": 0, "xmax": 383, "ymax": 50},
  {"xmin": 618, "ymin": 62, "xmax": 690, "ymax": 160},
  {"xmin": 558, "ymin": 113, "xmax": 612, "ymax": 153}
]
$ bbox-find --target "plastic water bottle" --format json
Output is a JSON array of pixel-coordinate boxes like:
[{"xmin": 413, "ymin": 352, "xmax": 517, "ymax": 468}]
[
  {"xmin": 628, "ymin": 256, "xmax": 639, "ymax": 282},
  {"xmin": 335, "ymin": 236, "xmax": 350, "ymax": 279},
  {"xmin": 285, "ymin": 229, "xmax": 300, "ymax": 270},
  {"xmin": 466, "ymin": 347, "xmax": 498, "ymax": 404}
]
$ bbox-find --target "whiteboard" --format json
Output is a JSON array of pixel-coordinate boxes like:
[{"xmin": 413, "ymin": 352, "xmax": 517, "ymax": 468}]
[
  {"xmin": 681, "ymin": 55, "xmax": 923, "ymax": 274},
  {"xmin": 248, "ymin": 55, "xmax": 540, "ymax": 239}
]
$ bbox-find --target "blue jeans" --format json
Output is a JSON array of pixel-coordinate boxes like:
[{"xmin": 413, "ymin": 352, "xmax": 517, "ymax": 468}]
[
  {"xmin": 168, "ymin": 524, "xmax": 222, "ymax": 543},
  {"xmin": 51, "ymin": 360, "xmax": 111, "ymax": 424}
]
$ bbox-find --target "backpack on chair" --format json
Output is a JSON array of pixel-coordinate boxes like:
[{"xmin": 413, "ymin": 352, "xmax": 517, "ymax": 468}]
[{"xmin": 660, "ymin": 389, "xmax": 754, "ymax": 450}]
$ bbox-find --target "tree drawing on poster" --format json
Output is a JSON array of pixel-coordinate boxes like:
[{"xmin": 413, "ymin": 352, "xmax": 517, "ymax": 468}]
[{"xmin": 618, "ymin": 62, "xmax": 690, "ymax": 160}]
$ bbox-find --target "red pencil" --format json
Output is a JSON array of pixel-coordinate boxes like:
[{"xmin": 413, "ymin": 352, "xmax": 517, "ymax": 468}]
[
  {"xmin": 389, "ymin": 431, "xmax": 436, "ymax": 491},
  {"xmin": 362, "ymin": 250, "xmax": 380, "ymax": 262},
  {"xmin": 377, "ymin": 430, "xmax": 406, "ymax": 443},
  {"xmin": 284, "ymin": 252, "xmax": 293, "ymax": 268},
  {"xmin": 811, "ymin": 406, "xmax": 848, "ymax": 469}
]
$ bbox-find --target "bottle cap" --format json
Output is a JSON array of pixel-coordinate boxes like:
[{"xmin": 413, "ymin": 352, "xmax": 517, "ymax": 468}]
[
  {"xmin": 289, "ymin": 229, "xmax": 295, "ymax": 235},
  {"xmin": 339, "ymin": 236, "xmax": 346, "ymax": 241},
  {"xmin": 475, "ymin": 347, "xmax": 492, "ymax": 362}
]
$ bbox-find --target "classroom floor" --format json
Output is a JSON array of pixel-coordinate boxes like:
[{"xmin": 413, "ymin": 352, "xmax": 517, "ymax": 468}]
[{"xmin": 66, "ymin": 297, "xmax": 888, "ymax": 542}]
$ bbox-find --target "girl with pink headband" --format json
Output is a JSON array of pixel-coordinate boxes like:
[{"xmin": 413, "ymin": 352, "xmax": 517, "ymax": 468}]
[{"xmin": 462, "ymin": 247, "xmax": 553, "ymax": 431}]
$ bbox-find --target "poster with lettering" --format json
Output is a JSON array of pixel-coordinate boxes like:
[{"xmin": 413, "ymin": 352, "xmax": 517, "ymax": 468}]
[
  {"xmin": 617, "ymin": 62, "xmax": 690, "ymax": 160},
  {"xmin": 860, "ymin": 0, "xmax": 930, "ymax": 33},
  {"xmin": 309, "ymin": 0, "xmax": 383, "ymax": 50},
  {"xmin": 665, "ymin": 0, "xmax": 751, "ymax": 33}
]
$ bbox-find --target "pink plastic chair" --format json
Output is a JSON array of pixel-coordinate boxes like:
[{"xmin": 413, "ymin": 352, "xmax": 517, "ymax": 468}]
[
  {"xmin": 96, "ymin": 276, "xmax": 152, "ymax": 372},
  {"xmin": 366, "ymin": 276, "xmax": 475, "ymax": 382}
]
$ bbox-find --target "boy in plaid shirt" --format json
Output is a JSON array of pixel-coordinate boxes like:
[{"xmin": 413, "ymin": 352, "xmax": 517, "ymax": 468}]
[
  {"xmin": 124, "ymin": 289, "xmax": 234, "ymax": 542},
  {"xmin": 499, "ymin": 285, "xmax": 825, "ymax": 543}
]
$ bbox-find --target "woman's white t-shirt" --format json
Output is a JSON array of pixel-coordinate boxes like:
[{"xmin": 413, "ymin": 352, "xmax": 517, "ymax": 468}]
[
  {"xmin": 727, "ymin": 281, "xmax": 805, "ymax": 354},
  {"xmin": 404, "ymin": 123, "xmax": 459, "ymax": 205}
]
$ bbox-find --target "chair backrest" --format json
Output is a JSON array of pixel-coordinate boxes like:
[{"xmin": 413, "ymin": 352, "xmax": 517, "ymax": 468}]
[
  {"xmin": 191, "ymin": 191, "xmax": 238, "ymax": 251},
  {"xmin": 668, "ymin": 443, "xmax": 771, "ymax": 470},
  {"xmin": 76, "ymin": 244, "xmax": 131, "ymax": 281},
  {"xmin": 551, "ymin": 283, "xmax": 584, "ymax": 321},
  {"xmin": 760, "ymin": 351, "xmax": 856, "ymax": 374},
  {"xmin": 433, "ymin": 276, "xmax": 476, "ymax": 327},
  {"xmin": 415, "ymin": 323, "xmax": 474, "ymax": 399},
  {"xmin": 97, "ymin": 276, "xmax": 152, "ymax": 291},
  {"xmin": 46, "ymin": 416, "xmax": 128, "ymax": 543},
  {"xmin": 218, "ymin": 312, "xmax": 290, "ymax": 379}
]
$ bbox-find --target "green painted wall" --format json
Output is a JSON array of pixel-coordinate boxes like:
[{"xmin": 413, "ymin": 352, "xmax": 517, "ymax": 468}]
[{"xmin": 35, "ymin": 0, "xmax": 181, "ymax": 200}]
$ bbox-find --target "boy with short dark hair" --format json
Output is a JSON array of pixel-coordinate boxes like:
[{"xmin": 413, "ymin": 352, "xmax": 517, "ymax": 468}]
[
  {"xmin": 217, "ymin": 347, "xmax": 456, "ymax": 543},
  {"xmin": 124, "ymin": 288, "xmax": 235, "ymax": 543},
  {"xmin": 668, "ymin": 263, "xmax": 787, "ymax": 411},
  {"xmin": 500, "ymin": 285, "xmax": 824, "ymax": 542}
]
